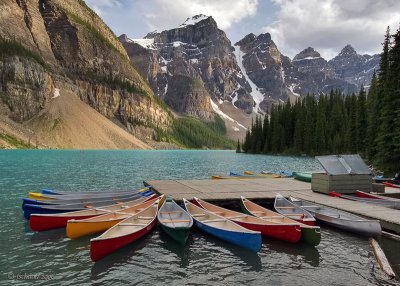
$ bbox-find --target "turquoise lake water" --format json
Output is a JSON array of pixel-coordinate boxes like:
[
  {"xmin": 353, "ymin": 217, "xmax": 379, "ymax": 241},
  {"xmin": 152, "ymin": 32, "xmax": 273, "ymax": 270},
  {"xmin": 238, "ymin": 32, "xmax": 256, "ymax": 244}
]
[{"xmin": 0, "ymin": 150, "xmax": 398, "ymax": 285}]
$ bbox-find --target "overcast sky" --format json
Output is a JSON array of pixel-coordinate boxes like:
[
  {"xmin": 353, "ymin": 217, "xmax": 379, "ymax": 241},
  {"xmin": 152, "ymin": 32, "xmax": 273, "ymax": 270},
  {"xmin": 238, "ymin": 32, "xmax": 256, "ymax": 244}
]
[{"xmin": 85, "ymin": 0, "xmax": 400, "ymax": 60}]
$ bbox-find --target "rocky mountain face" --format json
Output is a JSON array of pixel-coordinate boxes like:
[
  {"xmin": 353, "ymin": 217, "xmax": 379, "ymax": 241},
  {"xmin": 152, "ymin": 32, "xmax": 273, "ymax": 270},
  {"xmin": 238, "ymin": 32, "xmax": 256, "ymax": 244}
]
[
  {"xmin": 119, "ymin": 15, "xmax": 254, "ymax": 136},
  {"xmin": 0, "ymin": 0, "xmax": 171, "ymax": 147},
  {"xmin": 329, "ymin": 44, "xmax": 380, "ymax": 88}
]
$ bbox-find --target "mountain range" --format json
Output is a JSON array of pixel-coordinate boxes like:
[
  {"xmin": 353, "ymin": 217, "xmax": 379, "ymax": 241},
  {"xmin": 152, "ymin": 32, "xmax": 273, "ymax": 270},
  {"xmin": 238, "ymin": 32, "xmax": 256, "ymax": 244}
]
[
  {"xmin": 0, "ymin": 4, "xmax": 380, "ymax": 148},
  {"xmin": 120, "ymin": 15, "xmax": 380, "ymax": 139}
]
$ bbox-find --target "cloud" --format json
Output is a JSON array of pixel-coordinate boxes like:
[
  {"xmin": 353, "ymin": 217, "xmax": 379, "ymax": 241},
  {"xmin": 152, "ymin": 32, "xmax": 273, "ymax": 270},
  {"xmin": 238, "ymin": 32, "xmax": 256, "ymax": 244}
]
[
  {"xmin": 263, "ymin": 0, "xmax": 400, "ymax": 59},
  {"xmin": 144, "ymin": 0, "xmax": 259, "ymax": 31},
  {"xmin": 85, "ymin": 0, "xmax": 122, "ymax": 15}
]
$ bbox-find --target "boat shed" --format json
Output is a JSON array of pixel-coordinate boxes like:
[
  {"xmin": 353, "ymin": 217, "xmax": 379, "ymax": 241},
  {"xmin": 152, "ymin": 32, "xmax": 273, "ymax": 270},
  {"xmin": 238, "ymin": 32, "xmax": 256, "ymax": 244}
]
[{"xmin": 311, "ymin": 154, "xmax": 372, "ymax": 194}]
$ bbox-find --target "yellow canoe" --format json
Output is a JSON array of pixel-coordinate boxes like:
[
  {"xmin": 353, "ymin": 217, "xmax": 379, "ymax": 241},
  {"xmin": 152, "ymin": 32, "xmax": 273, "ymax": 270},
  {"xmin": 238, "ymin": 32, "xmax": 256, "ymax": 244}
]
[
  {"xmin": 28, "ymin": 192, "xmax": 54, "ymax": 200},
  {"xmin": 66, "ymin": 196, "xmax": 160, "ymax": 239}
]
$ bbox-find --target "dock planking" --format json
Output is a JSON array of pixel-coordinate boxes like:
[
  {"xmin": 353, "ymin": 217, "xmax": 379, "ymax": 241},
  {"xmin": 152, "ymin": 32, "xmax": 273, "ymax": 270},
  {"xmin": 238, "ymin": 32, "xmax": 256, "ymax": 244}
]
[{"xmin": 144, "ymin": 177, "xmax": 400, "ymax": 234}]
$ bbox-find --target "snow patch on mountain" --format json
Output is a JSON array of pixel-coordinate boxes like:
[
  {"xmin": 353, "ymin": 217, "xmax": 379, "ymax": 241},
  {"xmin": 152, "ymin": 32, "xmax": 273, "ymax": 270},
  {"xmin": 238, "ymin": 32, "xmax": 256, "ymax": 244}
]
[
  {"xmin": 128, "ymin": 38, "xmax": 155, "ymax": 50},
  {"xmin": 233, "ymin": 45, "xmax": 264, "ymax": 114},
  {"xmin": 292, "ymin": 56, "xmax": 321, "ymax": 62},
  {"xmin": 180, "ymin": 14, "xmax": 210, "ymax": 27},
  {"xmin": 210, "ymin": 99, "xmax": 247, "ymax": 130}
]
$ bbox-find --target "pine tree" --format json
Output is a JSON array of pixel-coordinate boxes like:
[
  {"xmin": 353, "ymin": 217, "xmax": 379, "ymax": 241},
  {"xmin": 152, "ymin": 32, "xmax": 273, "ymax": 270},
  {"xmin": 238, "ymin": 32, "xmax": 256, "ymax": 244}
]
[
  {"xmin": 366, "ymin": 72, "xmax": 379, "ymax": 160},
  {"xmin": 388, "ymin": 24, "xmax": 400, "ymax": 172},
  {"xmin": 376, "ymin": 26, "xmax": 397, "ymax": 171},
  {"xmin": 236, "ymin": 139, "xmax": 241, "ymax": 153},
  {"xmin": 315, "ymin": 94, "xmax": 327, "ymax": 154},
  {"xmin": 356, "ymin": 86, "xmax": 367, "ymax": 153}
]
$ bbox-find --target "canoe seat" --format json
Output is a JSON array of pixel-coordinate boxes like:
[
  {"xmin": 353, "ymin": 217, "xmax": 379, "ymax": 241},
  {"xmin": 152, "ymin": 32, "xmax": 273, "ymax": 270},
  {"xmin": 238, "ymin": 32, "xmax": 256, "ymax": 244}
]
[
  {"xmin": 160, "ymin": 219, "xmax": 191, "ymax": 223},
  {"xmin": 202, "ymin": 219, "xmax": 227, "ymax": 223},
  {"xmin": 160, "ymin": 211, "xmax": 182, "ymax": 214},
  {"xmin": 192, "ymin": 214, "xmax": 206, "ymax": 217},
  {"xmin": 119, "ymin": 223, "xmax": 148, "ymax": 226},
  {"xmin": 276, "ymin": 206, "xmax": 296, "ymax": 209}
]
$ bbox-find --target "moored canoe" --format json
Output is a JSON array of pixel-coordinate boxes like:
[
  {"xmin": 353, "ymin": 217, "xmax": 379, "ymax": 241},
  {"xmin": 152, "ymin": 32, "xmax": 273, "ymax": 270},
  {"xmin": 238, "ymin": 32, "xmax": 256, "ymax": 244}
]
[
  {"xmin": 292, "ymin": 172, "xmax": 312, "ymax": 182},
  {"xmin": 383, "ymin": 182, "xmax": 400, "ymax": 189},
  {"xmin": 274, "ymin": 193, "xmax": 316, "ymax": 226},
  {"xmin": 239, "ymin": 196, "xmax": 321, "ymax": 246},
  {"xmin": 329, "ymin": 192, "xmax": 400, "ymax": 210},
  {"xmin": 192, "ymin": 197, "xmax": 301, "ymax": 243},
  {"xmin": 66, "ymin": 196, "xmax": 160, "ymax": 239},
  {"xmin": 289, "ymin": 196, "xmax": 382, "ymax": 237},
  {"xmin": 29, "ymin": 195, "xmax": 154, "ymax": 231},
  {"xmin": 355, "ymin": 191, "xmax": 400, "ymax": 201},
  {"xmin": 41, "ymin": 187, "xmax": 151, "ymax": 195},
  {"xmin": 157, "ymin": 197, "xmax": 193, "ymax": 244},
  {"xmin": 28, "ymin": 188, "xmax": 152, "ymax": 201},
  {"xmin": 183, "ymin": 199, "xmax": 262, "ymax": 252},
  {"xmin": 24, "ymin": 187, "xmax": 152, "ymax": 205},
  {"xmin": 90, "ymin": 201, "xmax": 159, "ymax": 262}
]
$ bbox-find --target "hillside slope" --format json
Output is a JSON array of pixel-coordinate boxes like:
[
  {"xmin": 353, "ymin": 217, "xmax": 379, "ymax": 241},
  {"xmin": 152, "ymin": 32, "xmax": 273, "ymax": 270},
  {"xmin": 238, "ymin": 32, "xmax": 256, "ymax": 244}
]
[{"xmin": 26, "ymin": 90, "xmax": 151, "ymax": 149}]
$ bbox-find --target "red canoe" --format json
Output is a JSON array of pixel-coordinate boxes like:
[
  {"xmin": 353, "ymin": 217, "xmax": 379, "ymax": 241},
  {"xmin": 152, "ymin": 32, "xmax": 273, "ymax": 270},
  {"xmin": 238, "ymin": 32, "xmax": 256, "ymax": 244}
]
[
  {"xmin": 192, "ymin": 197, "xmax": 301, "ymax": 243},
  {"xmin": 29, "ymin": 195, "xmax": 154, "ymax": 231},
  {"xmin": 383, "ymin": 182, "xmax": 400, "ymax": 189},
  {"xmin": 90, "ymin": 201, "xmax": 159, "ymax": 262}
]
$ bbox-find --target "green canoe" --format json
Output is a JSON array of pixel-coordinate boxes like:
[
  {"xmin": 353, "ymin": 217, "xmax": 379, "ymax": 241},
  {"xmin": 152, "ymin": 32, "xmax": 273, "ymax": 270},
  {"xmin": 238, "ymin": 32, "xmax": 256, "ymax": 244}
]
[
  {"xmin": 157, "ymin": 197, "xmax": 193, "ymax": 244},
  {"xmin": 293, "ymin": 172, "xmax": 312, "ymax": 183}
]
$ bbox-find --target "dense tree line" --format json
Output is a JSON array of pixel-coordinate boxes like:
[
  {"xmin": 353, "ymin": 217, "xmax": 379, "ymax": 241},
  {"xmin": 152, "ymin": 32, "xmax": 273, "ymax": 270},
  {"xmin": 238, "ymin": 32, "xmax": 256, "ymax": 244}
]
[{"xmin": 241, "ymin": 25, "xmax": 400, "ymax": 173}]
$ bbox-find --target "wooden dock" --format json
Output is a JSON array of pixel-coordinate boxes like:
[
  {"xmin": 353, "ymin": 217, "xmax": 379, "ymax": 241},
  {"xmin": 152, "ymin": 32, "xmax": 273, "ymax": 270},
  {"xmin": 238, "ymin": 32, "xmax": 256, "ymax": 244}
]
[{"xmin": 144, "ymin": 177, "xmax": 400, "ymax": 234}]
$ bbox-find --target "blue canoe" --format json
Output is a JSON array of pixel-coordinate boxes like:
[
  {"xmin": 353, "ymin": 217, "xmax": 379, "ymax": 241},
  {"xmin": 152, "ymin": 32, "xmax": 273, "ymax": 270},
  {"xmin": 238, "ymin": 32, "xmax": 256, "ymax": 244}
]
[
  {"xmin": 40, "ymin": 187, "xmax": 151, "ymax": 195},
  {"xmin": 183, "ymin": 199, "xmax": 262, "ymax": 252},
  {"xmin": 23, "ymin": 192, "xmax": 151, "ymax": 219},
  {"xmin": 23, "ymin": 189, "xmax": 153, "ymax": 206}
]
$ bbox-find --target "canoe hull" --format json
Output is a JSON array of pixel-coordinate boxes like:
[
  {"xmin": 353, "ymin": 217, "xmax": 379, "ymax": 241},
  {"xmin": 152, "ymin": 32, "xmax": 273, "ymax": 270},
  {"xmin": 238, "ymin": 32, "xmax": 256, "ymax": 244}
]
[
  {"xmin": 290, "ymin": 197, "xmax": 382, "ymax": 237},
  {"xmin": 90, "ymin": 219, "xmax": 157, "ymax": 262},
  {"xmin": 314, "ymin": 212, "xmax": 381, "ymax": 237},
  {"xmin": 160, "ymin": 225, "xmax": 191, "ymax": 244},
  {"xmin": 67, "ymin": 219, "xmax": 124, "ymax": 239},
  {"xmin": 300, "ymin": 227, "xmax": 321, "ymax": 246},
  {"xmin": 235, "ymin": 221, "xmax": 301, "ymax": 243},
  {"xmin": 293, "ymin": 172, "xmax": 312, "ymax": 182},
  {"xmin": 195, "ymin": 220, "xmax": 262, "ymax": 252},
  {"xmin": 23, "ymin": 204, "xmax": 82, "ymax": 219},
  {"xmin": 30, "ymin": 214, "xmax": 97, "ymax": 231}
]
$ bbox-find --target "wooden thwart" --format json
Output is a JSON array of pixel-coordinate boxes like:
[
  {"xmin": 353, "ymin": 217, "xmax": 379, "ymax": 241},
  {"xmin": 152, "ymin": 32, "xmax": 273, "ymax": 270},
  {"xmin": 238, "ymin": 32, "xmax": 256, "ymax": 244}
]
[
  {"xmin": 159, "ymin": 219, "xmax": 191, "ymax": 223},
  {"xmin": 119, "ymin": 223, "xmax": 148, "ymax": 226},
  {"xmin": 202, "ymin": 219, "xmax": 227, "ymax": 223},
  {"xmin": 192, "ymin": 214, "xmax": 206, "ymax": 217}
]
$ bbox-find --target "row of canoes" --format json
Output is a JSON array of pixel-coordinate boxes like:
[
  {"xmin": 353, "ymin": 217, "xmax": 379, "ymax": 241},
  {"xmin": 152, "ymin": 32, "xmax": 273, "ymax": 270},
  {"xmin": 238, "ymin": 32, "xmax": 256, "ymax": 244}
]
[
  {"xmin": 25, "ymin": 188, "xmax": 383, "ymax": 262},
  {"xmin": 212, "ymin": 170, "xmax": 312, "ymax": 181},
  {"xmin": 22, "ymin": 187, "xmax": 154, "ymax": 219}
]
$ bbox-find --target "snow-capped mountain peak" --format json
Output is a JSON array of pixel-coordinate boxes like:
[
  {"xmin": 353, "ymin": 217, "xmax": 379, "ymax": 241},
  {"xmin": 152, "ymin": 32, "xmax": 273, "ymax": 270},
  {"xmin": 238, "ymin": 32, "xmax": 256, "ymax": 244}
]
[{"xmin": 180, "ymin": 14, "xmax": 210, "ymax": 27}]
